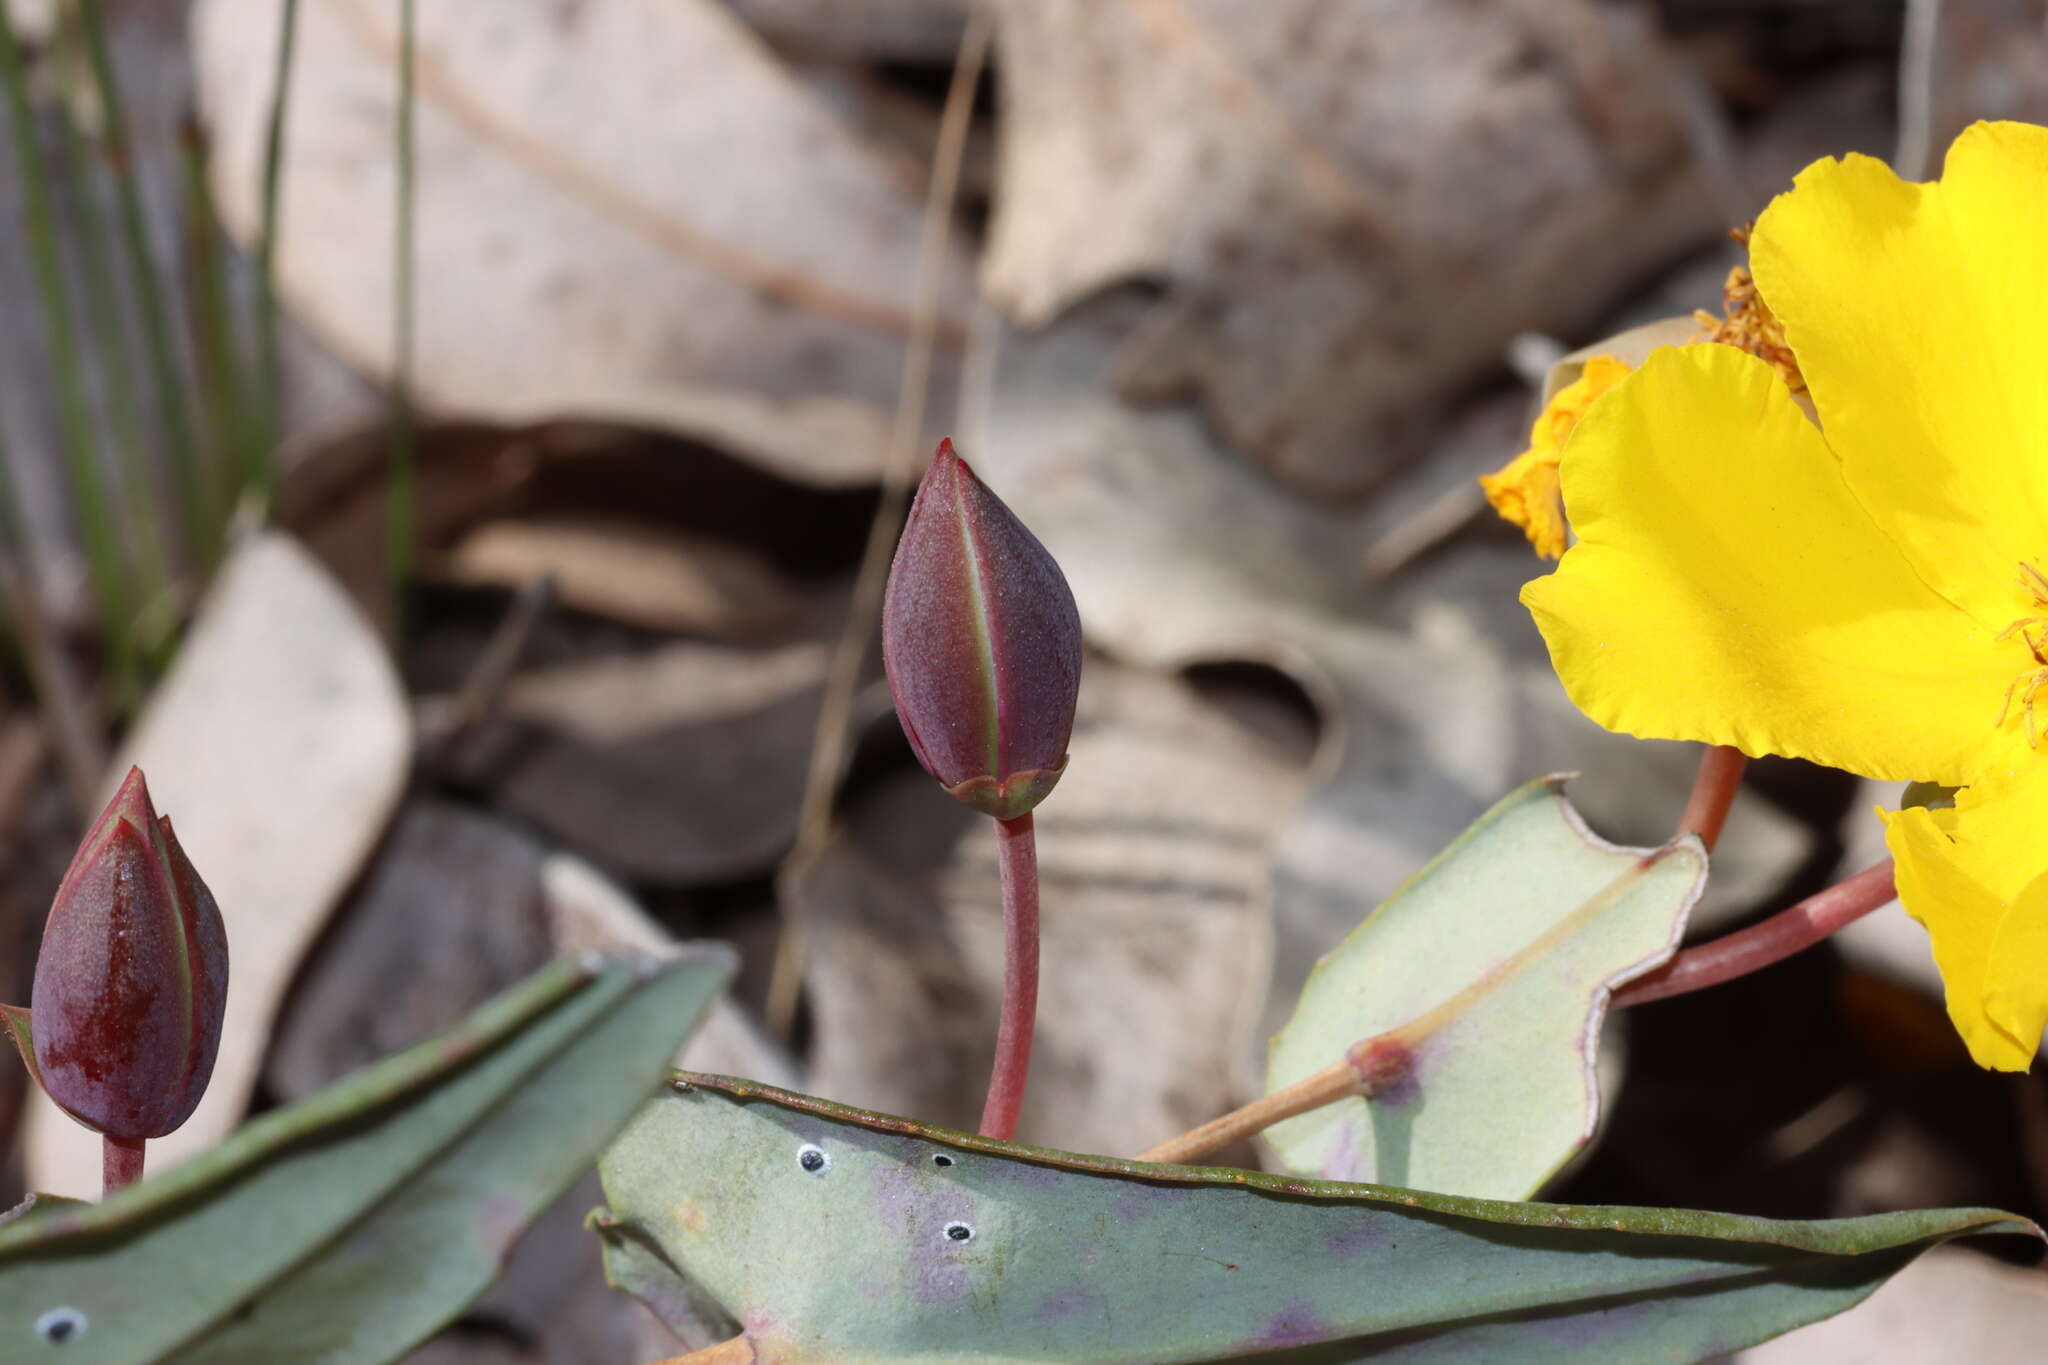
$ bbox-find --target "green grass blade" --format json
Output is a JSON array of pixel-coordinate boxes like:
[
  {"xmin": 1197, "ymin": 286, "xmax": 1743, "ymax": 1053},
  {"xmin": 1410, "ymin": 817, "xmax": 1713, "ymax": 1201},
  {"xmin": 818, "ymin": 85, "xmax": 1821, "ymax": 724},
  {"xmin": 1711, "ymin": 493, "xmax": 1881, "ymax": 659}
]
[
  {"xmin": 52, "ymin": 111, "xmax": 173, "ymax": 639},
  {"xmin": 0, "ymin": 10, "xmax": 133, "ymax": 704},
  {"xmin": 253, "ymin": 0, "xmax": 301, "ymax": 480},
  {"xmin": 175, "ymin": 116, "xmax": 247, "ymax": 552},
  {"xmin": 73, "ymin": 0, "xmax": 208, "ymax": 570}
]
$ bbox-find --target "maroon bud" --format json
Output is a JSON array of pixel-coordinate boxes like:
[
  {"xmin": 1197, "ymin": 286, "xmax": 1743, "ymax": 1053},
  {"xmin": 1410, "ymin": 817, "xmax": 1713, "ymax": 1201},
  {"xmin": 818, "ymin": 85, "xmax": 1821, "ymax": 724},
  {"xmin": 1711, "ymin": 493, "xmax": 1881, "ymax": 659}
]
[
  {"xmin": 882, "ymin": 440, "xmax": 1083, "ymax": 819},
  {"xmin": 26, "ymin": 768, "xmax": 228, "ymax": 1141}
]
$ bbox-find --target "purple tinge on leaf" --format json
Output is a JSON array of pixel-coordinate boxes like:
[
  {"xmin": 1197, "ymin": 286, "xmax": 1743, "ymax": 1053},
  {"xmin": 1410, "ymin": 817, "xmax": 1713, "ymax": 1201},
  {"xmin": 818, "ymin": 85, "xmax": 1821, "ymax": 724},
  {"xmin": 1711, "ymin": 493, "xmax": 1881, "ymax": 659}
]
[
  {"xmin": 28, "ymin": 767, "xmax": 228, "ymax": 1141},
  {"xmin": 882, "ymin": 439, "xmax": 1082, "ymax": 819}
]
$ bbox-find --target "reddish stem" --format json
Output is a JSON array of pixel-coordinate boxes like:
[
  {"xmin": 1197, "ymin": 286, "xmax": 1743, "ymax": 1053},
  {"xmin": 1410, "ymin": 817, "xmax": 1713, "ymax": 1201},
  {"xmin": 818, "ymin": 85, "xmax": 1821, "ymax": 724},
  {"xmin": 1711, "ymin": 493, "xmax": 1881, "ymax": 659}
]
[
  {"xmin": 1676, "ymin": 744, "xmax": 1747, "ymax": 854},
  {"xmin": 979, "ymin": 812, "xmax": 1039, "ymax": 1141},
  {"xmin": 1615, "ymin": 860, "xmax": 1896, "ymax": 1008},
  {"xmin": 103, "ymin": 1134, "xmax": 144, "ymax": 1195}
]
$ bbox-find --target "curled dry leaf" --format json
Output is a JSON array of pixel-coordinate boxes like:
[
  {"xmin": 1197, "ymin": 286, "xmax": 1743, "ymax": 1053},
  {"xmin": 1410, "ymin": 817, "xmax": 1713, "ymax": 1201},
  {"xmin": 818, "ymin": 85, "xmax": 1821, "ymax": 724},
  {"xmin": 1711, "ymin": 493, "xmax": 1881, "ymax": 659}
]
[
  {"xmin": 729, "ymin": 0, "xmax": 969, "ymax": 62},
  {"xmin": 1736, "ymin": 1245, "xmax": 2048, "ymax": 1364},
  {"xmin": 193, "ymin": 0, "xmax": 973, "ymax": 484},
  {"xmin": 983, "ymin": 0, "xmax": 1714, "ymax": 492},
  {"xmin": 265, "ymin": 801, "xmax": 554, "ymax": 1101},
  {"xmin": 23, "ymin": 534, "xmax": 409, "ymax": 1198},
  {"xmin": 539, "ymin": 851, "xmax": 802, "ymax": 1090},
  {"xmin": 793, "ymin": 659, "xmax": 1312, "ymax": 1155},
  {"xmin": 427, "ymin": 640, "xmax": 830, "ymax": 884},
  {"xmin": 441, "ymin": 516, "xmax": 816, "ymax": 641},
  {"xmin": 278, "ymin": 417, "xmax": 877, "ymax": 641}
]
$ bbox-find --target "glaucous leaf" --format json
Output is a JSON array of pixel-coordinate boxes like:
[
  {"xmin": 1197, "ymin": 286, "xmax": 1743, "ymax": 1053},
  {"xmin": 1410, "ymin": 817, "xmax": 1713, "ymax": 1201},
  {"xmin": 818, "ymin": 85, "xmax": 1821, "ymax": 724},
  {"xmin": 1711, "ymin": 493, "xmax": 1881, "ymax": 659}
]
[
  {"xmin": 597, "ymin": 1074, "xmax": 2035, "ymax": 1364},
  {"xmin": 1265, "ymin": 777, "xmax": 1704, "ymax": 1198},
  {"xmin": 0, "ymin": 950, "xmax": 730, "ymax": 1364}
]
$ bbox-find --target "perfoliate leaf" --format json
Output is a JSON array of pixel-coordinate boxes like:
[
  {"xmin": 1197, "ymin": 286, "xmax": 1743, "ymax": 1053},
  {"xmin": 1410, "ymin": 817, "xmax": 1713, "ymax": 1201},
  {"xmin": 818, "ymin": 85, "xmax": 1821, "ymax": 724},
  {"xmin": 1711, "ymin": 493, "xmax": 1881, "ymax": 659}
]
[
  {"xmin": 0, "ymin": 950, "xmax": 731, "ymax": 1364},
  {"xmin": 1265, "ymin": 776, "xmax": 1705, "ymax": 1198},
  {"xmin": 597, "ymin": 1073, "xmax": 2036, "ymax": 1364}
]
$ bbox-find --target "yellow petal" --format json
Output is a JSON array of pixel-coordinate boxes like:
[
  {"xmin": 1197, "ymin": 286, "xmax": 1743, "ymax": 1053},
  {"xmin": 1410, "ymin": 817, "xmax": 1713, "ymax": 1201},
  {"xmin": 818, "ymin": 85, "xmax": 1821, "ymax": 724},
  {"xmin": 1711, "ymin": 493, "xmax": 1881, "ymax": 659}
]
[
  {"xmin": 1479, "ymin": 446, "xmax": 1568, "ymax": 559},
  {"xmin": 1524, "ymin": 343, "xmax": 2009, "ymax": 785},
  {"xmin": 1481, "ymin": 354, "xmax": 1631, "ymax": 560},
  {"xmin": 1750, "ymin": 122, "xmax": 2048, "ymax": 624},
  {"xmin": 1884, "ymin": 769, "xmax": 2048, "ymax": 1069}
]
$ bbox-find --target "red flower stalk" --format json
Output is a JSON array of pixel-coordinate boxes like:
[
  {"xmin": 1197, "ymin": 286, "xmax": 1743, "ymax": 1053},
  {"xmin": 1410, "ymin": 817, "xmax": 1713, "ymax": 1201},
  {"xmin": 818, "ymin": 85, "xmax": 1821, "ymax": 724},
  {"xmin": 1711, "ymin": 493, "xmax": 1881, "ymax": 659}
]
[{"xmin": 6, "ymin": 767, "xmax": 228, "ymax": 1193}]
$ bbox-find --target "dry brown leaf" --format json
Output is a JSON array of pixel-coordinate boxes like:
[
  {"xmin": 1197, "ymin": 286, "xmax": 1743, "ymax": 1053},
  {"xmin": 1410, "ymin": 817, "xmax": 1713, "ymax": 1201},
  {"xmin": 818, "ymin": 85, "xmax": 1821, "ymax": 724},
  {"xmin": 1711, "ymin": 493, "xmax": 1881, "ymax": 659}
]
[
  {"xmin": 440, "ymin": 516, "xmax": 814, "ymax": 641},
  {"xmin": 730, "ymin": 0, "xmax": 968, "ymax": 62},
  {"xmin": 24, "ymin": 533, "xmax": 409, "ymax": 1197},
  {"xmin": 793, "ymin": 659, "xmax": 1312, "ymax": 1155},
  {"xmin": 278, "ymin": 418, "xmax": 875, "ymax": 640},
  {"xmin": 193, "ymin": 0, "xmax": 973, "ymax": 485},
  {"xmin": 983, "ymin": 0, "xmax": 1714, "ymax": 493},
  {"xmin": 971, "ymin": 296, "xmax": 1369, "ymax": 663},
  {"xmin": 265, "ymin": 800, "xmax": 553, "ymax": 1100},
  {"xmin": 1736, "ymin": 1246, "xmax": 2048, "ymax": 1363},
  {"xmin": 264, "ymin": 800, "xmax": 789, "ymax": 1363},
  {"xmin": 540, "ymin": 851, "xmax": 801, "ymax": 1089},
  {"xmin": 427, "ymin": 641, "xmax": 830, "ymax": 883},
  {"xmin": 1917, "ymin": 1, "xmax": 2048, "ymax": 177}
]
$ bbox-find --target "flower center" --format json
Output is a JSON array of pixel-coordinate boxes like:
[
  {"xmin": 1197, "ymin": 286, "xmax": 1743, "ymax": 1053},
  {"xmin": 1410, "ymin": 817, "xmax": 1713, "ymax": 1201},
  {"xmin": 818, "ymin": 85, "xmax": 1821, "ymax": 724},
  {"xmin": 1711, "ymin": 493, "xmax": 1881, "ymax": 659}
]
[{"xmin": 1995, "ymin": 561, "xmax": 2048, "ymax": 746}]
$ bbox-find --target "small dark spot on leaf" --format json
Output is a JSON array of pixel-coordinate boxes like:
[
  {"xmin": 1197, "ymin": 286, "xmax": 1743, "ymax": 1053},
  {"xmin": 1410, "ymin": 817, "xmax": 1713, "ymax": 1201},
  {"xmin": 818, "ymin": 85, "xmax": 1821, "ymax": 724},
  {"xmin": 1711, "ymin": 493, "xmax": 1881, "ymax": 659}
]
[
  {"xmin": 35, "ymin": 1307, "xmax": 86, "ymax": 1343},
  {"xmin": 932, "ymin": 1153, "xmax": 955, "ymax": 1168},
  {"xmin": 944, "ymin": 1221, "xmax": 973, "ymax": 1242},
  {"xmin": 797, "ymin": 1143, "xmax": 829, "ymax": 1176}
]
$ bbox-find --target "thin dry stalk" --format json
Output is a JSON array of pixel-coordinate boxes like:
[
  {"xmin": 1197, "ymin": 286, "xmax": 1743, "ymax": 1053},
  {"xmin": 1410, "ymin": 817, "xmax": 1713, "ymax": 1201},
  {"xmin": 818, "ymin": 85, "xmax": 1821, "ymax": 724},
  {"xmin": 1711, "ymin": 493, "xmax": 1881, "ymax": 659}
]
[{"xmin": 765, "ymin": 5, "xmax": 994, "ymax": 1039}]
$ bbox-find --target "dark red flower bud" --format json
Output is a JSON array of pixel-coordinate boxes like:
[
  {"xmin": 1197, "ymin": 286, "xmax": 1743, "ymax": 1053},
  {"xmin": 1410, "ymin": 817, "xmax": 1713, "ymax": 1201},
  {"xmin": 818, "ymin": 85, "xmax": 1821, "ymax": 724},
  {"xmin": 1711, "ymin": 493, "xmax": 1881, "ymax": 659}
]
[
  {"xmin": 882, "ymin": 440, "xmax": 1083, "ymax": 819},
  {"xmin": 25, "ymin": 768, "xmax": 228, "ymax": 1141}
]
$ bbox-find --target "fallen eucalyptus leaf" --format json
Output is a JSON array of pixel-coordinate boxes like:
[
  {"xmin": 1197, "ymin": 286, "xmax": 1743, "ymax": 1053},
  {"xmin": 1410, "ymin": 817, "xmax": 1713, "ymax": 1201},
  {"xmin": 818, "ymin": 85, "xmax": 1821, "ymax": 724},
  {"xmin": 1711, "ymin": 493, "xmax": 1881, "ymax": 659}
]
[
  {"xmin": 431, "ymin": 640, "xmax": 829, "ymax": 883},
  {"xmin": 23, "ymin": 533, "xmax": 410, "ymax": 1197},
  {"xmin": 596, "ymin": 1073, "xmax": 2037, "ymax": 1363},
  {"xmin": 1735, "ymin": 1244, "xmax": 2048, "ymax": 1364},
  {"xmin": 1265, "ymin": 777, "xmax": 1707, "ymax": 1199},
  {"xmin": 984, "ymin": 0, "xmax": 1712, "ymax": 492},
  {"xmin": 730, "ymin": 0, "xmax": 968, "ymax": 61},
  {"xmin": 442, "ymin": 516, "xmax": 816, "ymax": 640},
  {"xmin": 0, "ymin": 951, "xmax": 731, "ymax": 1365},
  {"xmin": 541, "ymin": 850, "xmax": 803, "ymax": 1091},
  {"xmin": 266, "ymin": 800, "xmax": 552, "ymax": 1102},
  {"xmin": 974, "ymin": 297, "xmax": 1367, "ymax": 663},
  {"xmin": 194, "ymin": 0, "xmax": 971, "ymax": 485}
]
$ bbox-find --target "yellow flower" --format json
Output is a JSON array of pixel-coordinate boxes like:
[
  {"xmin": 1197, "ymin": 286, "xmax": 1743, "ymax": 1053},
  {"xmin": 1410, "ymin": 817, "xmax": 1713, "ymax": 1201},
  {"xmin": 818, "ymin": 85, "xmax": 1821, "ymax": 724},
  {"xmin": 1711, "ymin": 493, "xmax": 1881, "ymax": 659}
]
[
  {"xmin": 1480, "ymin": 354, "xmax": 1631, "ymax": 559},
  {"xmin": 1522, "ymin": 121, "xmax": 2048, "ymax": 1070}
]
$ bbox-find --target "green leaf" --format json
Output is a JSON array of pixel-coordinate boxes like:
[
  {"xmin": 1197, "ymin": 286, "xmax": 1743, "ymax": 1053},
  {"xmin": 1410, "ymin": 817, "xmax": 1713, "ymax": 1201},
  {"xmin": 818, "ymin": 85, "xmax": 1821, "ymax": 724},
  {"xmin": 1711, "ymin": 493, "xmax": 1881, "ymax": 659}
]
[
  {"xmin": 0, "ymin": 948, "xmax": 732, "ymax": 1365},
  {"xmin": 597, "ymin": 1074, "xmax": 2037, "ymax": 1364},
  {"xmin": 1265, "ymin": 776, "xmax": 1705, "ymax": 1198}
]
